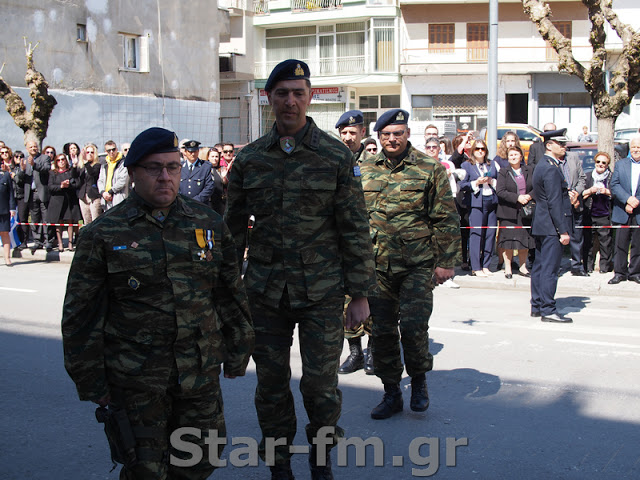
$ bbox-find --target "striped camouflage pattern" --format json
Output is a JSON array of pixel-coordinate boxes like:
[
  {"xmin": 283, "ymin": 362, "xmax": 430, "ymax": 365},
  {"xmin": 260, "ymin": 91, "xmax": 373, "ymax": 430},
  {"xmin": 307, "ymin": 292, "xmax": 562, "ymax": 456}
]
[
  {"xmin": 225, "ymin": 117, "xmax": 377, "ymax": 308},
  {"xmin": 360, "ymin": 143, "xmax": 461, "ymax": 272},
  {"xmin": 62, "ymin": 190, "xmax": 254, "ymax": 402}
]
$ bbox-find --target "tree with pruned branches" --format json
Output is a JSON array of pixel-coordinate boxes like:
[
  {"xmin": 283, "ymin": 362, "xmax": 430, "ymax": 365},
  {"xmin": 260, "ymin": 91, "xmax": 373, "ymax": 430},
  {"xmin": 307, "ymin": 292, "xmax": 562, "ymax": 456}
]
[
  {"xmin": 523, "ymin": 0, "xmax": 640, "ymax": 165},
  {"xmin": 0, "ymin": 39, "xmax": 57, "ymax": 148}
]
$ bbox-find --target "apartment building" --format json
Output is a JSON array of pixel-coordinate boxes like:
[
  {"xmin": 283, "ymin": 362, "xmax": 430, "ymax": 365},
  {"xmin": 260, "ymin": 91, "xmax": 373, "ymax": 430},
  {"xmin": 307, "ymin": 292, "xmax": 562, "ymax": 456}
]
[{"xmin": 0, "ymin": 0, "xmax": 230, "ymax": 149}]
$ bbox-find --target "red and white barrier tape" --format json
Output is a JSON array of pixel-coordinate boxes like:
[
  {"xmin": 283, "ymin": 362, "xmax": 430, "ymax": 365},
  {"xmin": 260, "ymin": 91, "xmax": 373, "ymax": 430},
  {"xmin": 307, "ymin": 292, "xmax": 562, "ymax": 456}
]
[
  {"xmin": 16, "ymin": 222, "xmax": 82, "ymax": 227},
  {"xmin": 461, "ymin": 225, "xmax": 639, "ymax": 229}
]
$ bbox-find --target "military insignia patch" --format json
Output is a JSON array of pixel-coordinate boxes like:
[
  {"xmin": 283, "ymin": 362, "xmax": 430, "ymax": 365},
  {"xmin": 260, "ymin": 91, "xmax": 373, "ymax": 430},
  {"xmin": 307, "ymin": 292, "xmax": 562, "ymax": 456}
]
[
  {"xmin": 294, "ymin": 64, "xmax": 304, "ymax": 76},
  {"xmin": 152, "ymin": 209, "xmax": 167, "ymax": 222},
  {"xmin": 348, "ymin": 116, "xmax": 355, "ymax": 125},
  {"xmin": 280, "ymin": 137, "xmax": 295, "ymax": 154},
  {"xmin": 396, "ymin": 112, "xmax": 405, "ymax": 121},
  {"xmin": 128, "ymin": 276, "xmax": 140, "ymax": 290}
]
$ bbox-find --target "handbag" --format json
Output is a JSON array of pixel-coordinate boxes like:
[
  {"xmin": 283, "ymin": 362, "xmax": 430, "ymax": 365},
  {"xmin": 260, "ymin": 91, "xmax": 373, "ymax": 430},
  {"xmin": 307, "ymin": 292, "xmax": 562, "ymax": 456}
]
[{"xmin": 521, "ymin": 200, "xmax": 536, "ymax": 219}]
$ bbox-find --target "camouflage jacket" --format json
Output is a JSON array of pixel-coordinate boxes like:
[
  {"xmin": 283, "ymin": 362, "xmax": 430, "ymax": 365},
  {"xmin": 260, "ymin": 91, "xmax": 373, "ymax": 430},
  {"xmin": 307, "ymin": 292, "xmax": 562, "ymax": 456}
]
[
  {"xmin": 360, "ymin": 143, "xmax": 461, "ymax": 272},
  {"xmin": 62, "ymin": 191, "xmax": 254, "ymax": 402},
  {"xmin": 225, "ymin": 117, "xmax": 376, "ymax": 309}
]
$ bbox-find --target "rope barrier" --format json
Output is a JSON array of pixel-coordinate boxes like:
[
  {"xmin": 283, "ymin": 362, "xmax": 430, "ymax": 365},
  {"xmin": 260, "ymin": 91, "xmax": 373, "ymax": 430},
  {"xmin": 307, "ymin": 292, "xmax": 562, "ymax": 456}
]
[
  {"xmin": 16, "ymin": 222, "xmax": 82, "ymax": 227},
  {"xmin": 460, "ymin": 225, "xmax": 639, "ymax": 229}
]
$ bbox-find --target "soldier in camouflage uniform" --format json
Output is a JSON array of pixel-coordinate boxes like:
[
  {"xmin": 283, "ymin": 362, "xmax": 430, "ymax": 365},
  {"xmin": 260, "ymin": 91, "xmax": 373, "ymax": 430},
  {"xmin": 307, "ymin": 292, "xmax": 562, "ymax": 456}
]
[
  {"xmin": 225, "ymin": 60, "xmax": 376, "ymax": 480},
  {"xmin": 335, "ymin": 110, "xmax": 375, "ymax": 375},
  {"xmin": 360, "ymin": 109, "xmax": 461, "ymax": 420},
  {"xmin": 62, "ymin": 127, "xmax": 254, "ymax": 480}
]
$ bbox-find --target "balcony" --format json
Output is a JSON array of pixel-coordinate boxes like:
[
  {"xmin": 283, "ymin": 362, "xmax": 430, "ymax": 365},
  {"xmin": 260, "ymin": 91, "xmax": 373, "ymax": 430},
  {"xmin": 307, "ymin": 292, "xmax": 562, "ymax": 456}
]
[
  {"xmin": 291, "ymin": 0, "xmax": 343, "ymax": 13},
  {"xmin": 254, "ymin": 0, "xmax": 269, "ymax": 15}
]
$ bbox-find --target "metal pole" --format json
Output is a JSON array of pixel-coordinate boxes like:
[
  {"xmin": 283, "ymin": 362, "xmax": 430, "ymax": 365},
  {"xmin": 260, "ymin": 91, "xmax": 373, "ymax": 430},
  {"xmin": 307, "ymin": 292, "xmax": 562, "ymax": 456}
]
[{"xmin": 487, "ymin": 0, "xmax": 499, "ymax": 154}]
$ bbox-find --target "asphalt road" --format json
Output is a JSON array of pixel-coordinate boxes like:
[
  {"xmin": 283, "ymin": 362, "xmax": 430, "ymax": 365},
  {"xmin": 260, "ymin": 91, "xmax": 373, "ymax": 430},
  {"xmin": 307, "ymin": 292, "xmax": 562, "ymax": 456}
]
[{"xmin": 0, "ymin": 260, "xmax": 638, "ymax": 479}]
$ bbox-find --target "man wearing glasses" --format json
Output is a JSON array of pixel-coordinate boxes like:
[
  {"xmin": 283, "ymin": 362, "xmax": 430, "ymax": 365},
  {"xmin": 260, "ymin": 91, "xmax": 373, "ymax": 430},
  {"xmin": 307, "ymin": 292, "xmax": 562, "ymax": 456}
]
[
  {"xmin": 530, "ymin": 129, "xmax": 574, "ymax": 323},
  {"xmin": 62, "ymin": 127, "xmax": 254, "ymax": 480},
  {"xmin": 21, "ymin": 140, "xmax": 54, "ymax": 251},
  {"xmin": 98, "ymin": 140, "xmax": 129, "ymax": 211},
  {"xmin": 221, "ymin": 143, "xmax": 235, "ymax": 168},
  {"xmin": 360, "ymin": 109, "xmax": 460, "ymax": 420}
]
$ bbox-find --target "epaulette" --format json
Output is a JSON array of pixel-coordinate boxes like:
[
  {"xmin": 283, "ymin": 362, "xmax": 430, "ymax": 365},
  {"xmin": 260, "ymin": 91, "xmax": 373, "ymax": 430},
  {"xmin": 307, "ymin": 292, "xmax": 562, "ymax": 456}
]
[
  {"xmin": 127, "ymin": 207, "xmax": 140, "ymax": 220},
  {"xmin": 309, "ymin": 128, "xmax": 321, "ymax": 150}
]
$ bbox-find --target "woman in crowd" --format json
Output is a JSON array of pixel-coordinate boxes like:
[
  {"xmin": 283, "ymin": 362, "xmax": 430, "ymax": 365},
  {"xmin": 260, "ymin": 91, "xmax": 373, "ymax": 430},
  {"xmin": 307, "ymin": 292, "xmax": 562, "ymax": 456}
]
[
  {"xmin": 439, "ymin": 136, "xmax": 453, "ymax": 161},
  {"xmin": 0, "ymin": 149, "xmax": 17, "ymax": 266},
  {"xmin": 583, "ymin": 151, "xmax": 613, "ymax": 273},
  {"xmin": 459, "ymin": 139, "xmax": 498, "ymax": 277},
  {"xmin": 48, "ymin": 154, "xmax": 80, "ymax": 252},
  {"xmin": 76, "ymin": 143, "xmax": 103, "ymax": 224},
  {"xmin": 63, "ymin": 142, "xmax": 81, "ymax": 169},
  {"xmin": 11, "ymin": 150, "xmax": 28, "ymax": 247},
  {"xmin": 205, "ymin": 147, "xmax": 226, "ymax": 215},
  {"xmin": 450, "ymin": 131, "xmax": 475, "ymax": 168},
  {"xmin": 207, "ymin": 147, "xmax": 221, "ymax": 169},
  {"xmin": 451, "ymin": 134, "xmax": 472, "ymax": 270},
  {"xmin": 42, "ymin": 145, "xmax": 56, "ymax": 161},
  {"xmin": 493, "ymin": 131, "xmax": 522, "ymax": 172},
  {"xmin": 496, "ymin": 146, "xmax": 535, "ymax": 278}
]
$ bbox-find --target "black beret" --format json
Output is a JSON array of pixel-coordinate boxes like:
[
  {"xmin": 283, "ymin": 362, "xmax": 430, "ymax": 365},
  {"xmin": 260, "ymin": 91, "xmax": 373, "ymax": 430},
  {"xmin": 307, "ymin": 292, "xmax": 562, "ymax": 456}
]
[
  {"xmin": 373, "ymin": 109, "xmax": 409, "ymax": 132},
  {"xmin": 264, "ymin": 59, "xmax": 310, "ymax": 92},
  {"xmin": 124, "ymin": 127, "xmax": 179, "ymax": 167},
  {"xmin": 183, "ymin": 140, "xmax": 201, "ymax": 151},
  {"xmin": 335, "ymin": 110, "xmax": 364, "ymax": 129},
  {"xmin": 542, "ymin": 128, "xmax": 568, "ymax": 143}
]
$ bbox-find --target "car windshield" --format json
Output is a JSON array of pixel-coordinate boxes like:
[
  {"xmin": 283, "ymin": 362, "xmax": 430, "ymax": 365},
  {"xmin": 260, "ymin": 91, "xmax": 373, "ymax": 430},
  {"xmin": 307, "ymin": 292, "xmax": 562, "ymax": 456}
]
[{"xmin": 567, "ymin": 147, "xmax": 597, "ymax": 173}]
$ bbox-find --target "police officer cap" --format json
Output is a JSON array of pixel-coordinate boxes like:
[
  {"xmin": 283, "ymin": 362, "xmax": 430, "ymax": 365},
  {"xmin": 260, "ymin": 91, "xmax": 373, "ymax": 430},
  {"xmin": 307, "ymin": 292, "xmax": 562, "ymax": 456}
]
[
  {"xmin": 335, "ymin": 110, "xmax": 364, "ymax": 129},
  {"xmin": 183, "ymin": 140, "xmax": 201, "ymax": 151},
  {"xmin": 373, "ymin": 109, "xmax": 410, "ymax": 132},
  {"xmin": 542, "ymin": 128, "xmax": 568, "ymax": 143},
  {"xmin": 124, "ymin": 127, "xmax": 179, "ymax": 167},
  {"xmin": 264, "ymin": 59, "xmax": 310, "ymax": 92}
]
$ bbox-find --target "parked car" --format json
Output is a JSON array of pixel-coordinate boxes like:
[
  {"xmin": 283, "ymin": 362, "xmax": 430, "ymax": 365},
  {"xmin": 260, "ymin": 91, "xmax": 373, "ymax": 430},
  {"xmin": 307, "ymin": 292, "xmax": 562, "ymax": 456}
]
[
  {"xmin": 479, "ymin": 123, "xmax": 543, "ymax": 162},
  {"xmin": 614, "ymin": 128, "xmax": 638, "ymax": 143}
]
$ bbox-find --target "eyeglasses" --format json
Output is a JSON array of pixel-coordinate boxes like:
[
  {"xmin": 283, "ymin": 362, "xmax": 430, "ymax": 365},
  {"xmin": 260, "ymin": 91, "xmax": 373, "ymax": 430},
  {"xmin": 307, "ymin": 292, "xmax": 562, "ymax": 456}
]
[
  {"xmin": 106, "ymin": 147, "xmax": 117, "ymax": 153},
  {"xmin": 14, "ymin": 155, "xmax": 24, "ymax": 158},
  {"xmin": 223, "ymin": 149, "xmax": 234, "ymax": 154},
  {"xmin": 595, "ymin": 161, "xmax": 609, "ymax": 165},
  {"xmin": 0, "ymin": 150, "xmax": 9, "ymax": 155},
  {"xmin": 425, "ymin": 145, "xmax": 439, "ymax": 150},
  {"xmin": 379, "ymin": 130, "xmax": 406, "ymax": 140},
  {"xmin": 136, "ymin": 163, "xmax": 182, "ymax": 176},
  {"xmin": 45, "ymin": 150, "xmax": 55, "ymax": 154},
  {"xmin": 474, "ymin": 148, "xmax": 487, "ymax": 152},
  {"xmin": 86, "ymin": 150, "xmax": 95, "ymax": 155},
  {"xmin": 366, "ymin": 147, "xmax": 377, "ymax": 152}
]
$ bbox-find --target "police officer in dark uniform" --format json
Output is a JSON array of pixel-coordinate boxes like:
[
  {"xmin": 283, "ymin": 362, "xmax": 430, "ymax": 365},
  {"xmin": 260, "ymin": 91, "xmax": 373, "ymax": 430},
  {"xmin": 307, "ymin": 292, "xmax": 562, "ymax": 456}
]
[
  {"xmin": 179, "ymin": 140, "xmax": 215, "ymax": 204},
  {"xmin": 335, "ymin": 109, "xmax": 375, "ymax": 375},
  {"xmin": 530, "ymin": 129, "xmax": 574, "ymax": 323}
]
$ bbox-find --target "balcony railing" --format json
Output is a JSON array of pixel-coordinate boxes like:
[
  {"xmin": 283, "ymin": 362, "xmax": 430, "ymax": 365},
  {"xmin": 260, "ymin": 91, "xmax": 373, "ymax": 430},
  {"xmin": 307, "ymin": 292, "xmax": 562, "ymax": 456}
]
[
  {"xmin": 253, "ymin": 0, "xmax": 269, "ymax": 15},
  {"xmin": 257, "ymin": 55, "xmax": 382, "ymax": 79},
  {"xmin": 291, "ymin": 0, "xmax": 343, "ymax": 13}
]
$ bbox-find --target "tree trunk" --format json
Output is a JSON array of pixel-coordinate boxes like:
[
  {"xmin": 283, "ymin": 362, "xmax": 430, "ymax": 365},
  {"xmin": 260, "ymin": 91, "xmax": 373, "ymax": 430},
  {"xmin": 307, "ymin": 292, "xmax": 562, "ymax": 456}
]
[{"xmin": 596, "ymin": 116, "xmax": 615, "ymax": 167}]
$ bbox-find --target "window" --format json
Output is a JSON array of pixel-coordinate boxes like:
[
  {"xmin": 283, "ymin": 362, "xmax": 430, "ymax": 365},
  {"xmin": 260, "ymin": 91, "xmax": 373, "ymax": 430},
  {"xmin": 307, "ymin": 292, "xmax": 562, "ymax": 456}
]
[
  {"xmin": 429, "ymin": 24, "xmax": 454, "ymax": 54},
  {"xmin": 359, "ymin": 96, "xmax": 379, "ymax": 109},
  {"xmin": 546, "ymin": 22, "xmax": 571, "ymax": 61},
  {"xmin": 467, "ymin": 23, "xmax": 488, "ymax": 62},
  {"xmin": 373, "ymin": 18, "xmax": 395, "ymax": 72},
  {"xmin": 77, "ymin": 24, "xmax": 87, "ymax": 42},
  {"xmin": 121, "ymin": 34, "xmax": 150, "ymax": 72}
]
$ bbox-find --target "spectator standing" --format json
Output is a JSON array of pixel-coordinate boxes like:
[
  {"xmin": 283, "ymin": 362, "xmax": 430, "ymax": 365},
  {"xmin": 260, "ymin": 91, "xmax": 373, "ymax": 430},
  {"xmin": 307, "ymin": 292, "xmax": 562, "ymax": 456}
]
[
  {"xmin": 496, "ymin": 146, "xmax": 535, "ymax": 278},
  {"xmin": 363, "ymin": 138, "xmax": 378, "ymax": 155},
  {"xmin": 459, "ymin": 139, "xmax": 498, "ymax": 276},
  {"xmin": 205, "ymin": 147, "xmax": 226, "ymax": 216},
  {"xmin": 577, "ymin": 126, "xmax": 594, "ymax": 142},
  {"xmin": 563, "ymin": 149, "xmax": 588, "ymax": 276},
  {"xmin": 9, "ymin": 149, "xmax": 28, "ymax": 248},
  {"xmin": 221, "ymin": 142, "xmax": 235, "ymax": 168},
  {"xmin": 24, "ymin": 141, "xmax": 55, "ymax": 251},
  {"xmin": 0, "ymin": 152, "xmax": 17, "ymax": 265},
  {"xmin": 528, "ymin": 122, "xmax": 557, "ymax": 168},
  {"xmin": 583, "ymin": 151, "xmax": 613, "ymax": 274},
  {"xmin": 608, "ymin": 136, "xmax": 640, "ymax": 284},
  {"xmin": 76, "ymin": 143, "xmax": 103, "ymax": 224},
  {"xmin": 48, "ymin": 154, "xmax": 80, "ymax": 251},
  {"xmin": 98, "ymin": 141, "xmax": 129, "ymax": 211}
]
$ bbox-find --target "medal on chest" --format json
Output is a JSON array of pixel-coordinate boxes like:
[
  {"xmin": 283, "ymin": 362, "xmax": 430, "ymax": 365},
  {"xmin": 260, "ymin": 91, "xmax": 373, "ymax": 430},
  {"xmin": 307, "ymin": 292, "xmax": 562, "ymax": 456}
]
[
  {"xmin": 195, "ymin": 228, "xmax": 215, "ymax": 261},
  {"xmin": 280, "ymin": 137, "xmax": 295, "ymax": 154}
]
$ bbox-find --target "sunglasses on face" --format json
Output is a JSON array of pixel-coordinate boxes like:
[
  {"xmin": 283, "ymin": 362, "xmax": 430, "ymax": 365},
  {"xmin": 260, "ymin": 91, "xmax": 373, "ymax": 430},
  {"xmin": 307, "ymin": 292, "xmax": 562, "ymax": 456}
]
[
  {"xmin": 106, "ymin": 148, "xmax": 117, "ymax": 153},
  {"xmin": 595, "ymin": 161, "xmax": 609, "ymax": 165},
  {"xmin": 15, "ymin": 155, "xmax": 24, "ymax": 158},
  {"xmin": 0, "ymin": 150, "xmax": 9, "ymax": 155},
  {"xmin": 223, "ymin": 150, "xmax": 234, "ymax": 154},
  {"xmin": 45, "ymin": 150, "xmax": 55, "ymax": 154},
  {"xmin": 475, "ymin": 147, "xmax": 487, "ymax": 152},
  {"xmin": 366, "ymin": 147, "xmax": 377, "ymax": 152},
  {"xmin": 425, "ymin": 145, "xmax": 439, "ymax": 150}
]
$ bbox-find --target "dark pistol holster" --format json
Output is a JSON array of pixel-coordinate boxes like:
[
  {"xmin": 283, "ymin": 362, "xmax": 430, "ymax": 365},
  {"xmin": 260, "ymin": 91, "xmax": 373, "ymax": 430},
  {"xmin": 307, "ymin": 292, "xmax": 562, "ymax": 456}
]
[{"xmin": 95, "ymin": 405, "xmax": 138, "ymax": 470}]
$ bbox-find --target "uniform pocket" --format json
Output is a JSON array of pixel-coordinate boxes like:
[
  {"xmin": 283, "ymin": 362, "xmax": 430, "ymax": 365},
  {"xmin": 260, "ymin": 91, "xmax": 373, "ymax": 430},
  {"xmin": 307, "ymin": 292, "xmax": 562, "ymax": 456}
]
[
  {"xmin": 301, "ymin": 244, "xmax": 342, "ymax": 302},
  {"xmin": 300, "ymin": 168, "xmax": 336, "ymax": 216}
]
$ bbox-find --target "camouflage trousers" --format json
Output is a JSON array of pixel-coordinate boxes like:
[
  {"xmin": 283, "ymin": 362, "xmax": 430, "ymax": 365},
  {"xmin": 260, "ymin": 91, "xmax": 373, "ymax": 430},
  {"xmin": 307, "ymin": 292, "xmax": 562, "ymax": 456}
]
[
  {"xmin": 252, "ymin": 292, "xmax": 345, "ymax": 465},
  {"xmin": 110, "ymin": 373, "xmax": 225, "ymax": 480},
  {"xmin": 343, "ymin": 295, "xmax": 373, "ymax": 339},
  {"xmin": 369, "ymin": 266, "xmax": 434, "ymax": 386}
]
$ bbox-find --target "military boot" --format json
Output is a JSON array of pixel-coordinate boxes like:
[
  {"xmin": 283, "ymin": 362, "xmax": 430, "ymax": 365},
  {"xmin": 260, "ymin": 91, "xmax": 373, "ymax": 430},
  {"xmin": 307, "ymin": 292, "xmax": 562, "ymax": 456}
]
[
  {"xmin": 270, "ymin": 460, "xmax": 295, "ymax": 480},
  {"xmin": 309, "ymin": 446, "xmax": 333, "ymax": 480},
  {"xmin": 338, "ymin": 337, "xmax": 364, "ymax": 374},
  {"xmin": 363, "ymin": 336, "xmax": 374, "ymax": 375},
  {"xmin": 410, "ymin": 374, "xmax": 430, "ymax": 412},
  {"xmin": 370, "ymin": 383, "xmax": 403, "ymax": 419}
]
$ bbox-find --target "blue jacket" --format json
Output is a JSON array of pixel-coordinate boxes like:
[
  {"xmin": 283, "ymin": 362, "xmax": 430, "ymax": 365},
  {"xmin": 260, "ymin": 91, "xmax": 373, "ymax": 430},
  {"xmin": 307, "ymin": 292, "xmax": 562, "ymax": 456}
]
[
  {"xmin": 610, "ymin": 156, "xmax": 640, "ymax": 224},
  {"xmin": 459, "ymin": 160, "xmax": 498, "ymax": 209},
  {"xmin": 179, "ymin": 159, "xmax": 215, "ymax": 205},
  {"xmin": 531, "ymin": 155, "xmax": 573, "ymax": 236}
]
